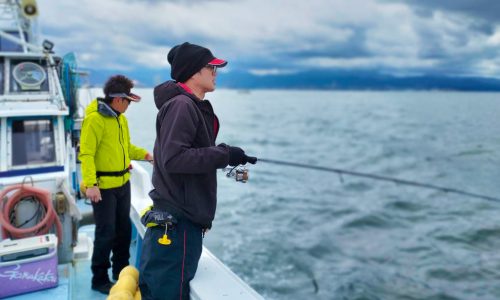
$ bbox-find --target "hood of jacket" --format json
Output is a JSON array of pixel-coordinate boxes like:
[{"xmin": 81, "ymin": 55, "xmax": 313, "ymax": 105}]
[
  {"xmin": 154, "ymin": 80, "xmax": 200, "ymax": 110},
  {"xmin": 85, "ymin": 98, "xmax": 119, "ymax": 117}
]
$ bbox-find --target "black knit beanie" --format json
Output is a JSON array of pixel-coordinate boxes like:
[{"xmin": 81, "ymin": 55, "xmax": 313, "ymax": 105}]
[{"xmin": 168, "ymin": 42, "xmax": 224, "ymax": 83}]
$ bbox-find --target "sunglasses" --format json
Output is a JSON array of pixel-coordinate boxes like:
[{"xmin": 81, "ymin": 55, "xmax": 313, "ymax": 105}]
[{"xmin": 205, "ymin": 65, "xmax": 217, "ymax": 75}]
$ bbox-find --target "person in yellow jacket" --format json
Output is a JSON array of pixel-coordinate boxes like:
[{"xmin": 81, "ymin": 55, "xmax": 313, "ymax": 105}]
[{"xmin": 79, "ymin": 75, "xmax": 152, "ymax": 294}]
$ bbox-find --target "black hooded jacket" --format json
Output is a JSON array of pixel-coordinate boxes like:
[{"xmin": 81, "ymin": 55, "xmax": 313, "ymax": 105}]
[{"xmin": 150, "ymin": 80, "xmax": 229, "ymax": 228}]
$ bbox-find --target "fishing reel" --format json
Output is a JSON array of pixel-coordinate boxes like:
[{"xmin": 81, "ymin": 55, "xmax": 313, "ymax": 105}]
[{"xmin": 223, "ymin": 166, "xmax": 249, "ymax": 183}]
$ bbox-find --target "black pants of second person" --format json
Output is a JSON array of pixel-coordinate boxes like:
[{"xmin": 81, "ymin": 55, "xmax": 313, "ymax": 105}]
[{"xmin": 91, "ymin": 181, "xmax": 131, "ymax": 285}]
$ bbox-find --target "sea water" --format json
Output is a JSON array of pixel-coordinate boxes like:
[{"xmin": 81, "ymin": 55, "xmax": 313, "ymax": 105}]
[{"xmin": 125, "ymin": 89, "xmax": 500, "ymax": 300}]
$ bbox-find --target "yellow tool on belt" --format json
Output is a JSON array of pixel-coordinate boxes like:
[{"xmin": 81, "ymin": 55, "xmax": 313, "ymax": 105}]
[{"xmin": 140, "ymin": 205, "xmax": 176, "ymax": 246}]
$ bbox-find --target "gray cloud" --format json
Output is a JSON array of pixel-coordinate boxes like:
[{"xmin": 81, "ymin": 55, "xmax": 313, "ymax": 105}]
[
  {"xmin": 281, "ymin": 27, "xmax": 371, "ymax": 60},
  {"xmin": 36, "ymin": 0, "xmax": 500, "ymax": 79},
  {"xmin": 398, "ymin": 0, "xmax": 500, "ymax": 24}
]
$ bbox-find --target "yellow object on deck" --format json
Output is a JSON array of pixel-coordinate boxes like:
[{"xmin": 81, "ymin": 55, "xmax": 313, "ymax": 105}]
[
  {"xmin": 134, "ymin": 289, "xmax": 141, "ymax": 300},
  {"xmin": 107, "ymin": 290, "xmax": 133, "ymax": 300},
  {"xmin": 107, "ymin": 265, "xmax": 141, "ymax": 300},
  {"xmin": 119, "ymin": 265, "xmax": 139, "ymax": 282}
]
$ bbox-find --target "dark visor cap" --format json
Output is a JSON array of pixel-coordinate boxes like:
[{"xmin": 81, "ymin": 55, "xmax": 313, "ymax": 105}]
[{"xmin": 108, "ymin": 92, "xmax": 141, "ymax": 102}]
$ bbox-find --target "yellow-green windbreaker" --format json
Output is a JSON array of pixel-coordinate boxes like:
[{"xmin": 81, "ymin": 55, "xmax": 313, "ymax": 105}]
[{"xmin": 79, "ymin": 99, "xmax": 148, "ymax": 189}]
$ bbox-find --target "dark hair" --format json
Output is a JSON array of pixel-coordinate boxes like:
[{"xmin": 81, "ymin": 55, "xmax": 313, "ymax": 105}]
[{"xmin": 103, "ymin": 75, "xmax": 134, "ymax": 104}]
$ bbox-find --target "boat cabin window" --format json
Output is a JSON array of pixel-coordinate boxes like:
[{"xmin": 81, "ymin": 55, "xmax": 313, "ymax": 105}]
[
  {"xmin": 11, "ymin": 118, "xmax": 56, "ymax": 166},
  {"xmin": 0, "ymin": 31, "xmax": 25, "ymax": 52},
  {"xmin": 10, "ymin": 60, "xmax": 49, "ymax": 92}
]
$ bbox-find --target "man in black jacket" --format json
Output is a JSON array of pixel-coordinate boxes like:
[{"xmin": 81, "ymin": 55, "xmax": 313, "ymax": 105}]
[{"xmin": 139, "ymin": 42, "xmax": 256, "ymax": 300}]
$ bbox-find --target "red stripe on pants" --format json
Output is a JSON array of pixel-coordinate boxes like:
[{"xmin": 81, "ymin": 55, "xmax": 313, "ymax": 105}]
[{"xmin": 180, "ymin": 230, "xmax": 186, "ymax": 300}]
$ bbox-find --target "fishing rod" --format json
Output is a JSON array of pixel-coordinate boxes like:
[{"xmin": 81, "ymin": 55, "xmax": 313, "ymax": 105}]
[
  {"xmin": 136, "ymin": 157, "xmax": 500, "ymax": 203},
  {"xmin": 255, "ymin": 158, "xmax": 500, "ymax": 203}
]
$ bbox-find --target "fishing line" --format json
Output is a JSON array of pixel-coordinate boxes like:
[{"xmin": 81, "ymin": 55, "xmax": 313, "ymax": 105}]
[{"xmin": 257, "ymin": 158, "xmax": 500, "ymax": 203}]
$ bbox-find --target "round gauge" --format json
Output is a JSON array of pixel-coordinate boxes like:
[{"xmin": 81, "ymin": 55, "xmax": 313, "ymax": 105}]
[{"xmin": 12, "ymin": 62, "xmax": 47, "ymax": 90}]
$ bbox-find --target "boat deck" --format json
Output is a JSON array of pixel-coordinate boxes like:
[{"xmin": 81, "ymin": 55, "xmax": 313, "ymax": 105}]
[{"xmin": 6, "ymin": 199, "xmax": 264, "ymax": 300}]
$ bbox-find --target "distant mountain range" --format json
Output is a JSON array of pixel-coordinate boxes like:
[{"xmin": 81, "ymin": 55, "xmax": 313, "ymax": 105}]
[{"xmin": 84, "ymin": 68, "xmax": 500, "ymax": 91}]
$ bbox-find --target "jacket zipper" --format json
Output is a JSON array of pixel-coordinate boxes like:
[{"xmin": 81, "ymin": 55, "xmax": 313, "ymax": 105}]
[{"xmin": 117, "ymin": 117, "xmax": 126, "ymax": 185}]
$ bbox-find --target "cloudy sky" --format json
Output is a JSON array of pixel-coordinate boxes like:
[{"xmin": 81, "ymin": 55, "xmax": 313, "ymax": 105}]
[{"xmin": 37, "ymin": 0, "xmax": 500, "ymax": 86}]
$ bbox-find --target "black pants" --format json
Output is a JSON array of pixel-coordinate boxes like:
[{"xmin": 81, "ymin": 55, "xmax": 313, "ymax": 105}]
[
  {"xmin": 91, "ymin": 181, "xmax": 131, "ymax": 284},
  {"xmin": 139, "ymin": 216, "xmax": 202, "ymax": 300}
]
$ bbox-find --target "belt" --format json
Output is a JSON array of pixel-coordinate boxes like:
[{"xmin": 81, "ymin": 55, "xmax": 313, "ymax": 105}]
[
  {"xmin": 96, "ymin": 168, "xmax": 129, "ymax": 177},
  {"xmin": 140, "ymin": 205, "xmax": 177, "ymax": 246},
  {"xmin": 140, "ymin": 205, "xmax": 177, "ymax": 228}
]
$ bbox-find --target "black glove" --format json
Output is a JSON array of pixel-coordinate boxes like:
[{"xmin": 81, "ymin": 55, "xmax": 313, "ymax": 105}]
[
  {"xmin": 228, "ymin": 146, "xmax": 246, "ymax": 166},
  {"xmin": 228, "ymin": 146, "xmax": 258, "ymax": 166}
]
